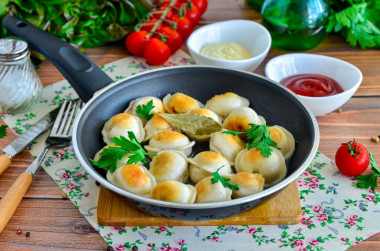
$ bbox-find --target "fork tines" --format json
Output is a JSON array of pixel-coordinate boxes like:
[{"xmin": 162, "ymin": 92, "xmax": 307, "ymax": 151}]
[{"xmin": 50, "ymin": 100, "xmax": 82, "ymax": 137}]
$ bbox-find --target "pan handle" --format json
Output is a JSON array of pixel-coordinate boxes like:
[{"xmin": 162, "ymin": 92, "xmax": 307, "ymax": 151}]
[{"xmin": 3, "ymin": 16, "xmax": 114, "ymax": 103}]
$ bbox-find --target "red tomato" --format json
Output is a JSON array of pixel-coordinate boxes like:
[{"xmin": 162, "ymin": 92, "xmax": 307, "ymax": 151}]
[
  {"xmin": 140, "ymin": 18, "xmax": 163, "ymax": 32},
  {"xmin": 335, "ymin": 140, "xmax": 370, "ymax": 176},
  {"xmin": 191, "ymin": 0, "xmax": 207, "ymax": 15},
  {"xmin": 143, "ymin": 38, "xmax": 171, "ymax": 65},
  {"xmin": 157, "ymin": 0, "xmax": 181, "ymax": 8},
  {"xmin": 152, "ymin": 6, "xmax": 174, "ymax": 20},
  {"xmin": 170, "ymin": 16, "xmax": 193, "ymax": 40},
  {"xmin": 160, "ymin": 27, "xmax": 183, "ymax": 54},
  {"xmin": 185, "ymin": 5, "xmax": 201, "ymax": 26},
  {"xmin": 125, "ymin": 31, "xmax": 149, "ymax": 56}
]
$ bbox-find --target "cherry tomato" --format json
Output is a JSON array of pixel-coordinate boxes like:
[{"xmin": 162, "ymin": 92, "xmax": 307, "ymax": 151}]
[
  {"xmin": 143, "ymin": 38, "xmax": 171, "ymax": 65},
  {"xmin": 185, "ymin": 5, "xmax": 201, "ymax": 26},
  {"xmin": 335, "ymin": 139, "xmax": 370, "ymax": 176},
  {"xmin": 152, "ymin": 6, "xmax": 174, "ymax": 20},
  {"xmin": 160, "ymin": 26, "xmax": 183, "ymax": 54},
  {"xmin": 140, "ymin": 18, "xmax": 163, "ymax": 32},
  {"xmin": 170, "ymin": 16, "xmax": 193, "ymax": 40},
  {"xmin": 191, "ymin": 0, "xmax": 207, "ymax": 15},
  {"xmin": 125, "ymin": 31, "xmax": 149, "ymax": 56},
  {"xmin": 157, "ymin": 0, "xmax": 181, "ymax": 8}
]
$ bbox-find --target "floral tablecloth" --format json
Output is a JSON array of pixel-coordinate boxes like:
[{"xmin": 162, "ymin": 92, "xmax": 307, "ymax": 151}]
[{"xmin": 1, "ymin": 50, "xmax": 379, "ymax": 251}]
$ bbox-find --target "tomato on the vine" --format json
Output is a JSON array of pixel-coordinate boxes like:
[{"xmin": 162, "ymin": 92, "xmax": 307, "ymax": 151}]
[
  {"xmin": 140, "ymin": 18, "xmax": 163, "ymax": 32},
  {"xmin": 160, "ymin": 26, "xmax": 183, "ymax": 53},
  {"xmin": 157, "ymin": 0, "xmax": 182, "ymax": 8},
  {"xmin": 191, "ymin": 0, "xmax": 207, "ymax": 15},
  {"xmin": 152, "ymin": 6, "xmax": 174, "ymax": 20},
  {"xmin": 335, "ymin": 139, "xmax": 370, "ymax": 176},
  {"xmin": 125, "ymin": 30, "xmax": 149, "ymax": 56},
  {"xmin": 143, "ymin": 38, "xmax": 171, "ymax": 65},
  {"xmin": 185, "ymin": 4, "xmax": 201, "ymax": 26},
  {"xmin": 170, "ymin": 16, "xmax": 193, "ymax": 40}
]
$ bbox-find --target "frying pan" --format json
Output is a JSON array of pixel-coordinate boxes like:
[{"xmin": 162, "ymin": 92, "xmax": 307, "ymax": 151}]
[{"xmin": 4, "ymin": 16, "xmax": 319, "ymax": 221}]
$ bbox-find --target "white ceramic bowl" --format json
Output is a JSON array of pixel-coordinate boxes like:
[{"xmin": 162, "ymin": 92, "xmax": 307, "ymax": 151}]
[
  {"xmin": 187, "ymin": 20, "xmax": 271, "ymax": 71},
  {"xmin": 265, "ymin": 53, "xmax": 362, "ymax": 116}
]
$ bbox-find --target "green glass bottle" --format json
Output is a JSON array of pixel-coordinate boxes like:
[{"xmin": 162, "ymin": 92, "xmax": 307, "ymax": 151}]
[{"xmin": 261, "ymin": 0, "xmax": 329, "ymax": 51}]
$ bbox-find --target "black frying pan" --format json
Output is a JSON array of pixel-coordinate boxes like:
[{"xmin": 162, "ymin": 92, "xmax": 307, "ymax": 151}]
[{"xmin": 4, "ymin": 16, "xmax": 319, "ymax": 221}]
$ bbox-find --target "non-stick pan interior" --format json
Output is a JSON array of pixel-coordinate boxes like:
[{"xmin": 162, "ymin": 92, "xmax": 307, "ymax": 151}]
[{"xmin": 76, "ymin": 66, "xmax": 316, "ymax": 179}]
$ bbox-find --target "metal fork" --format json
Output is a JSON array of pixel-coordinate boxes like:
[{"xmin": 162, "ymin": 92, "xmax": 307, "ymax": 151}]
[{"xmin": 0, "ymin": 100, "xmax": 82, "ymax": 233}]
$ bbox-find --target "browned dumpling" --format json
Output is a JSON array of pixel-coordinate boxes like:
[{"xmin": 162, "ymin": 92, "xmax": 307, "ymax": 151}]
[
  {"xmin": 107, "ymin": 164, "xmax": 156, "ymax": 196},
  {"xmin": 205, "ymin": 92, "xmax": 250, "ymax": 118},
  {"xmin": 124, "ymin": 97, "xmax": 165, "ymax": 125},
  {"xmin": 143, "ymin": 114, "xmax": 174, "ymax": 142},
  {"xmin": 223, "ymin": 107, "xmax": 264, "ymax": 134},
  {"xmin": 186, "ymin": 108, "xmax": 222, "ymax": 141},
  {"xmin": 209, "ymin": 131, "xmax": 246, "ymax": 166},
  {"xmin": 144, "ymin": 130, "xmax": 195, "ymax": 157},
  {"xmin": 269, "ymin": 125, "xmax": 295, "ymax": 161},
  {"xmin": 151, "ymin": 181, "xmax": 196, "ymax": 203},
  {"xmin": 195, "ymin": 176, "xmax": 232, "ymax": 203},
  {"xmin": 149, "ymin": 150, "xmax": 189, "ymax": 183},
  {"xmin": 188, "ymin": 151, "xmax": 233, "ymax": 183},
  {"xmin": 230, "ymin": 172, "xmax": 264, "ymax": 198},
  {"xmin": 163, "ymin": 93, "xmax": 203, "ymax": 114},
  {"xmin": 235, "ymin": 147, "xmax": 286, "ymax": 187},
  {"xmin": 102, "ymin": 113, "xmax": 144, "ymax": 144}
]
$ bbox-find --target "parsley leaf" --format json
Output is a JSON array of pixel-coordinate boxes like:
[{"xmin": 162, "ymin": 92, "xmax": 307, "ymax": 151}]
[
  {"xmin": 355, "ymin": 152, "xmax": 380, "ymax": 191},
  {"xmin": 135, "ymin": 100, "xmax": 155, "ymax": 121},
  {"xmin": 90, "ymin": 131, "xmax": 156, "ymax": 173},
  {"xmin": 211, "ymin": 166, "xmax": 239, "ymax": 191},
  {"xmin": 223, "ymin": 123, "xmax": 280, "ymax": 157},
  {"xmin": 0, "ymin": 125, "xmax": 7, "ymax": 138}
]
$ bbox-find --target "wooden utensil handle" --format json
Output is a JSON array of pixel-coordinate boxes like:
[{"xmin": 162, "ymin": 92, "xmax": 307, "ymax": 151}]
[
  {"xmin": 0, "ymin": 172, "xmax": 32, "ymax": 233},
  {"xmin": 0, "ymin": 155, "xmax": 11, "ymax": 176}
]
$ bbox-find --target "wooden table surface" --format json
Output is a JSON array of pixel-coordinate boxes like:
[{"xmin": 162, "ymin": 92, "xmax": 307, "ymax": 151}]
[{"xmin": 1, "ymin": 0, "xmax": 380, "ymax": 250}]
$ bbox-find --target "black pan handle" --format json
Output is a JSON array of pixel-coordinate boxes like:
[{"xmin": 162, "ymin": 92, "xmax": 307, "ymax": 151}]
[{"xmin": 3, "ymin": 16, "xmax": 114, "ymax": 102}]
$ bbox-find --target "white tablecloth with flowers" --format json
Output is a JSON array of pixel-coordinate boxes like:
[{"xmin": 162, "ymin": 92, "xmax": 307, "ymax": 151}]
[{"xmin": 1, "ymin": 50, "xmax": 379, "ymax": 251}]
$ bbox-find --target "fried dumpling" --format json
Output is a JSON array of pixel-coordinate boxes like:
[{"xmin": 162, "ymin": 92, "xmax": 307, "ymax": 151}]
[
  {"xmin": 102, "ymin": 113, "xmax": 145, "ymax": 144},
  {"xmin": 235, "ymin": 147, "xmax": 286, "ymax": 187},
  {"xmin": 230, "ymin": 172, "xmax": 264, "ymax": 198},
  {"xmin": 186, "ymin": 108, "xmax": 222, "ymax": 141},
  {"xmin": 149, "ymin": 150, "xmax": 189, "ymax": 183},
  {"xmin": 151, "ymin": 181, "xmax": 196, "ymax": 203},
  {"xmin": 205, "ymin": 92, "xmax": 249, "ymax": 118},
  {"xmin": 163, "ymin": 93, "xmax": 203, "ymax": 114},
  {"xmin": 124, "ymin": 96, "xmax": 165, "ymax": 125},
  {"xmin": 107, "ymin": 164, "xmax": 156, "ymax": 196},
  {"xmin": 144, "ymin": 130, "xmax": 195, "ymax": 157},
  {"xmin": 195, "ymin": 176, "xmax": 232, "ymax": 203},
  {"xmin": 209, "ymin": 131, "xmax": 246, "ymax": 166},
  {"xmin": 188, "ymin": 151, "xmax": 233, "ymax": 184},
  {"xmin": 269, "ymin": 125, "xmax": 295, "ymax": 161},
  {"xmin": 223, "ymin": 107, "xmax": 264, "ymax": 134},
  {"xmin": 143, "ymin": 114, "xmax": 174, "ymax": 142}
]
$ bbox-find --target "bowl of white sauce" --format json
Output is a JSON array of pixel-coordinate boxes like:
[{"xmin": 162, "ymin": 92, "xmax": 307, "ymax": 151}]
[{"xmin": 187, "ymin": 20, "xmax": 272, "ymax": 72}]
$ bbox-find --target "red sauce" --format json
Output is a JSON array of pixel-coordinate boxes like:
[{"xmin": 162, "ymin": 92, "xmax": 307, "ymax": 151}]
[{"xmin": 280, "ymin": 74, "xmax": 344, "ymax": 97}]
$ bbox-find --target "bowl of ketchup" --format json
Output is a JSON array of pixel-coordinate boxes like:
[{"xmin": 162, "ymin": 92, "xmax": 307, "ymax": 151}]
[{"xmin": 265, "ymin": 53, "xmax": 362, "ymax": 116}]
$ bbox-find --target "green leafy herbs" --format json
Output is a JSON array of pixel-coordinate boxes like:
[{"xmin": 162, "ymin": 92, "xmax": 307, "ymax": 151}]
[
  {"xmin": 90, "ymin": 131, "xmax": 156, "ymax": 173},
  {"xmin": 211, "ymin": 166, "xmax": 239, "ymax": 191},
  {"xmin": 223, "ymin": 123, "xmax": 280, "ymax": 157},
  {"xmin": 136, "ymin": 100, "xmax": 155, "ymax": 121},
  {"xmin": 355, "ymin": 152, "xmax": 380, "ymax": 191},
  {"xmin": 0, "ymin": 125, "xmax": 7, "ymax": 138}
]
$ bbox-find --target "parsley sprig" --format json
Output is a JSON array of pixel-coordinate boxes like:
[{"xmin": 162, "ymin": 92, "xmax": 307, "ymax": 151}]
[
  {"xmin": 211, "ymin": 166, "xmax": 239, "ymax": 191},
  {"xmin": 223, "ymin": 123, "xmax": 280, "ymax": 157},
  {"xmin": 0, "ymin": 125, "xmax": 7, "ymax": 138},
  {"xmin": 90, "ymin": 131, "xmax": 156, "ymax": 173},
  {"xmin": 355, "ymin": 152, "xmax": 380, "ymax": 191},
  {"xmin": 136, "ymin": 100, "xmax": 155, "ymax": 121}
]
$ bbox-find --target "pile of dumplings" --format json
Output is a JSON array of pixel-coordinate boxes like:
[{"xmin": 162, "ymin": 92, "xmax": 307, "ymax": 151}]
[{"xmin": 95, "ymin": 92, "xmax": 296, "ymax": 204}]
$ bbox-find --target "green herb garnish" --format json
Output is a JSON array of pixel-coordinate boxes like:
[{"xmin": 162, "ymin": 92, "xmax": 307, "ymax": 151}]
[
  {"xmin": 136, "ymin": 100, "xmax": 155, "ymax": 121},
  {"xmin": 90, "ymin": 131, "xmax": 156, "ymax": 173},
  {"xmin": 211, "ymin": 166, "xmax": 239, "ymax": 191},
  {"xmin": 355, "ymin": 152, "xmax": 380, "ymax": 191},
  {"xmin": 0, "ymin": 125, "xmax": 7, "ymax": 138},
  {"xmin": 223, "ymin": 123, "xmax": 280, "ymax": 157}
]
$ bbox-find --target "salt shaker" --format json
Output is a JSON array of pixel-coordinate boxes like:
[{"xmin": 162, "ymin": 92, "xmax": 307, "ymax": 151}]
[{"xmin": 0, "ymin": 38, "xmax": 43, "ymax": 113}]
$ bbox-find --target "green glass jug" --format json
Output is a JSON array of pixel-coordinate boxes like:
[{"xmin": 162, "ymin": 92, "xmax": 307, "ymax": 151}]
[{"xmin": 261, "ymin": 0, "xmax": 329, "ymax": 50}]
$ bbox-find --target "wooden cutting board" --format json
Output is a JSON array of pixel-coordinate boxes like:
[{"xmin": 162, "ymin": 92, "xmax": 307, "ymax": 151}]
[{"xmin": 97, "ymin": 180, "xmax": 301, "ymax": 226}]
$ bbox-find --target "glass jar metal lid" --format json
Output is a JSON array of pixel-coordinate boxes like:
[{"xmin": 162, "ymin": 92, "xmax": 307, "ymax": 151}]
[{"xmin": 0, "ymin": 38, "xmax": 29, "ymax": 62}]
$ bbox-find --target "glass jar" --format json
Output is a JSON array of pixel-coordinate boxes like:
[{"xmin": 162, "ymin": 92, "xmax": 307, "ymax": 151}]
[
  {"xmin": 261, "ymin": 0, "xmax": 329, "ymax": 51},
  {"xmin": 0, "ymin": 38, "xmax": 43, "ymax": 113}
]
